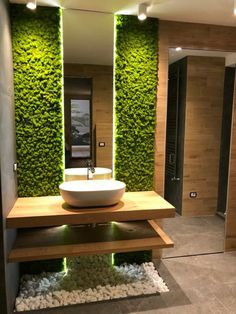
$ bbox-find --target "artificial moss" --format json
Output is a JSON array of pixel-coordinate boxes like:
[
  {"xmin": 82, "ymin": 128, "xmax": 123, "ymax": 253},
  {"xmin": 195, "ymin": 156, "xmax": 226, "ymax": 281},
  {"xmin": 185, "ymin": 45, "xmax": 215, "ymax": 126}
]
[
  {"xmin": 114, "ymin": 15, "xmax": 158, "ymax": 192},
  {"xmin": 11, "ymin": 4, "xmax": 64, "ymax": 197},
  {"xmin": 114, "ymin": 15, "xmax": 158, "ymax": 265}
]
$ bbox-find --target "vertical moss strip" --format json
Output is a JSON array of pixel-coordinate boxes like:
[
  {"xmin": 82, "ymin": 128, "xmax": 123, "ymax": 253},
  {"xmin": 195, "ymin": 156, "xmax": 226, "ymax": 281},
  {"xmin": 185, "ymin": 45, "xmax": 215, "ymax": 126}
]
[
  {"xmin": 114, "ymin": 15, "xmax": 158, "ymax": 191},
  {"xmin": 114, "ymin": 15, "xmax": 158, "ymax": 264},
  {"xmin": 11, "ymin": 5, "xmax": 64, "ymax": 197}
]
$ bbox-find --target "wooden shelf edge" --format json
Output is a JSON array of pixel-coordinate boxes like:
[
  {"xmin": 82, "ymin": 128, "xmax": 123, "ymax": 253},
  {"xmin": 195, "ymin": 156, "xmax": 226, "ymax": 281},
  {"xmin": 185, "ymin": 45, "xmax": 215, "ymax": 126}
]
[
  {"xmin": 6, "ymin": 192, "xmax": 175, "ymax": 229},
  {"xmin": 8, "ymin": 222, "xmax": 174, "ymax": 263},
  {"xmin": 8, "ymin": 238, "xmax": 170, "ymax": 263},
  {"xmin": 148, "ymin": 220, "xmax": 174, "ymax": 246},
  {"xmin": 6, "ymin": 208, "xmax": 175, "ymax": 229}
]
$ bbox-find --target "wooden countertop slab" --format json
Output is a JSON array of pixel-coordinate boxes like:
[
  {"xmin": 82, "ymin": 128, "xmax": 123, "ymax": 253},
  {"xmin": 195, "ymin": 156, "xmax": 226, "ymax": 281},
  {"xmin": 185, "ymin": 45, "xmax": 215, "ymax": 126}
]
[{"xmin": 6, "ymin": 191, "xmax": 175, "ymax": 229}]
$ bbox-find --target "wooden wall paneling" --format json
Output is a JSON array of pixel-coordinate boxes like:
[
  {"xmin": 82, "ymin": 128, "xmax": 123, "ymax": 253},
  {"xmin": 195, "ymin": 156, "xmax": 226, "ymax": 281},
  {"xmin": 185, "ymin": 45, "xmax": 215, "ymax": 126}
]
[
  {"xmin": 182, "ymin": 56, "xmax": 225, "ymax": 216},
  {"xmin": 95, "ymin": 123, "xmax": 113, "ymax": 169},
  {"xmin": 156, "ymin": 20, "xmax": 236, "ymax": 196},
  {"xmin": 156, "ymin": 20, "xmax": 236, "ymax": 249}
]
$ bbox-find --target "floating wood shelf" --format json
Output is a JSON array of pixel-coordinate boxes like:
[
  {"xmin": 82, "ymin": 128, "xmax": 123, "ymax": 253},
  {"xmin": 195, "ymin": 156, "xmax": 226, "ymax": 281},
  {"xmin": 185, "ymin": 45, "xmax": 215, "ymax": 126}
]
[
  {"xmin": 7, "ymin": 191, "xmax": 175, "ymax": 263},
  {"xmin": 7, "ymin": 191, "xmax": 175, "ymax": 229},
  {"xmin": 8, "ymin": 220, "xmax": 173, "ymax": 263}
]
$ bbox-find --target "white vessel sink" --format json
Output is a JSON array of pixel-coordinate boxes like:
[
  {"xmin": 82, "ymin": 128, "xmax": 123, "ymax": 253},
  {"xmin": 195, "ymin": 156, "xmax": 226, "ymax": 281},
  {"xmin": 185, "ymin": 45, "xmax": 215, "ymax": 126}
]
[
  {"xmin": 65, "ymin": 167, "xmax": 112, "ymax": 181},
  {"xmin": 59, "ymin": 179, "xmax": 126, "ymax": 208}
]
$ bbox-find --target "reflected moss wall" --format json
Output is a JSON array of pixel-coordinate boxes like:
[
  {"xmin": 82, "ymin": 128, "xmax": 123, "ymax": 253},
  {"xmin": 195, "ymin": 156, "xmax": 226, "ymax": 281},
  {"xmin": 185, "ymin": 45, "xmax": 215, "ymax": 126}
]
[
  {"xmin": 11, "ymin": 4, "xmax": 64, "ymax": 197},
  {"xmin": 114, "ymin": 15, "xmax": 158, "ymax": 192}
]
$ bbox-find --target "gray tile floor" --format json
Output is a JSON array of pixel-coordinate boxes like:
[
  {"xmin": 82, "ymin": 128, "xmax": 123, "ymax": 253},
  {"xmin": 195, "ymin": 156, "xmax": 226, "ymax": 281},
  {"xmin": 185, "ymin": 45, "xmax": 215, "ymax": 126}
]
[
  {"xmin": 25, "ymin": 215, "xmax": 236, "ymax": 314},
  {"xmin": 162, "ymin": 215, "xmax": 225, "ymax": 258}
]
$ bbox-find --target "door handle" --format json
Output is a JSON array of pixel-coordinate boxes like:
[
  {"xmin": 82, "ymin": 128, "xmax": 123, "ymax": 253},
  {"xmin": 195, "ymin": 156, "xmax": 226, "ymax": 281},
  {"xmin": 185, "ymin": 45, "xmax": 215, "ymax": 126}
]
[
  {"xmin": 171, "ymin": 176, "xmax": 180, "ymax": 181},
  {"xmin": 169, "ymin": 153, "xmax": 175, "ymax": 164}
]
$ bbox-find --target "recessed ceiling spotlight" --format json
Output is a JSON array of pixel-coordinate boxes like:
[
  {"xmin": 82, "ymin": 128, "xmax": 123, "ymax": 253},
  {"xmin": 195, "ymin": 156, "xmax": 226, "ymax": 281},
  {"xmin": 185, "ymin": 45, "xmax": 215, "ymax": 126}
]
[
  {"xmin": 26, "ymin": 0, "xmax": 37, "ymax": 10},
  {"xmin": 175, "ymin": 47, "xmax": 182, "ymax": 52},
  {"xmin": 138, "ymin": 3, "xmax": 148, "ymax": 21}
]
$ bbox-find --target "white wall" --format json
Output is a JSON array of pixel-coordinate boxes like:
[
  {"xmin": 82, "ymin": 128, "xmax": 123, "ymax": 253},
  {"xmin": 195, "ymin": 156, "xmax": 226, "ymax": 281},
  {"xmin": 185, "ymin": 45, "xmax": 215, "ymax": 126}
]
[{"xmin": 0, "ymin": 0, "xmax": 19, "ymax": 312}]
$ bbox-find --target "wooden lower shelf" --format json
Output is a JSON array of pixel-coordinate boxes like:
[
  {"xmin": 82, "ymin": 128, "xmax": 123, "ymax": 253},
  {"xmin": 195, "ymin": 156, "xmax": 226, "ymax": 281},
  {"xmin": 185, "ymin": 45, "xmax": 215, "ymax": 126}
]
[{"xmin": 8, "ymin": 220, "xmax": 173, "ymax": 263}]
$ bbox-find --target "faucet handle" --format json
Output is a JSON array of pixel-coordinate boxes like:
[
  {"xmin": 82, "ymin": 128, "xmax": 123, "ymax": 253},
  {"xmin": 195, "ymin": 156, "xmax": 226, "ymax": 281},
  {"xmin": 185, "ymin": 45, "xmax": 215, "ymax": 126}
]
[{"xmin": 87, "ymin": 159, "xmax": 92, "ymax": 167}]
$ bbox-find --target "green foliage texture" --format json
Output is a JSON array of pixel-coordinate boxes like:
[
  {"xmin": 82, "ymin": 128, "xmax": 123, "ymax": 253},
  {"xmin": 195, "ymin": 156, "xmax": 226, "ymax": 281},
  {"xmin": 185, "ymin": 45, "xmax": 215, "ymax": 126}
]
[
  {"xmin": 114, "ymin": 15, "xmax": 158, "ymax": 191},
  {"xmin": 11, "ymin": 5, "xmax": 64, "ymax": 197},
  {"xmin": 114, "ymin": 15, "xmax": 158, "ymax": 264}
]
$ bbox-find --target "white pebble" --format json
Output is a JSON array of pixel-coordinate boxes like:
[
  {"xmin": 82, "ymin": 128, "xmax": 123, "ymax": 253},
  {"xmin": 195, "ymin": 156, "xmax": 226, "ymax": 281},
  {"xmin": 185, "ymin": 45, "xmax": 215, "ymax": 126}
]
[{"xmin": 15, "ymin": 260, "xmax": 168, "ymax": 311}]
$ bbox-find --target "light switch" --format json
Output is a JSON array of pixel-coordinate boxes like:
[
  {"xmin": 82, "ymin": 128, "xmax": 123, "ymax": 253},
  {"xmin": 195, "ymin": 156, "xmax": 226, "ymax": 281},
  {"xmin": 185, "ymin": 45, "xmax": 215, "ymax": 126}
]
[{"xmin": 13, "ymin": 163, "xmax": 17, "ymax": 172}]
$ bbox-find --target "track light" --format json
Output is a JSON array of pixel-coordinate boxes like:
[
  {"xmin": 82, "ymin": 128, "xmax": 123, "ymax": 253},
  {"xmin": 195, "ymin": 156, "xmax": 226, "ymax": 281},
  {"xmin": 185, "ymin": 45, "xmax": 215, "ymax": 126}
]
[
  {"xmin": 138, "ymin": 3, "xmax": 148, "ymax": 21},
  {"xmin": 26, "ymin": 0, "xmax": 37, "ymax": 10}
]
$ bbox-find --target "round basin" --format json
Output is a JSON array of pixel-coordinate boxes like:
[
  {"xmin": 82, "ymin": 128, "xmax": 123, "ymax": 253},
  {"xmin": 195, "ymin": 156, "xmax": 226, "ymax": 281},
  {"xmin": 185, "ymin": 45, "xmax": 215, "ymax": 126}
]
[
  {"xmin": 59, "ymin": 179, "xmax": 126, "ymax": 208},
  {"xmin": 65, "ymin": 168, "xmax": 112, "ymax": 181}
]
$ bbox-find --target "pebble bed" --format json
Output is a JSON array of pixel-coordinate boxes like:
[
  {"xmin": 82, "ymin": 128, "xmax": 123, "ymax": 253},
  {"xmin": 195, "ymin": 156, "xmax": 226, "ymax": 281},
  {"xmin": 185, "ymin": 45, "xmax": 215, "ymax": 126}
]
[{"xmin": 15, "ymin": 256, "xmax": 169, "ymax": 312}]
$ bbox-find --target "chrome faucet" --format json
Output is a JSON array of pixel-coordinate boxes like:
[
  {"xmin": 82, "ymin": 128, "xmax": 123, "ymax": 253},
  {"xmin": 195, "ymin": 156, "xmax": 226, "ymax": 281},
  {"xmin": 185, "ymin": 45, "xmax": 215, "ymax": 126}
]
[{"xmin": 87, "ymin": 160, "xmax": 95, "ymax": 180}]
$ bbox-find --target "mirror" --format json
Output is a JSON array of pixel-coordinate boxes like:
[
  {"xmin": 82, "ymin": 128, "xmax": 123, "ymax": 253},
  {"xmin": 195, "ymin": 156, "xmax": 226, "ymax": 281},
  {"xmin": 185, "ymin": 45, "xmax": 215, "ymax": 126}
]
[
  {"xmin": 164, "ymin": 48, "xmax": 236, "ymax": 258},
  {"xmin": 62, "ymin": 9, "xmax": 114, "ymax": 168}
]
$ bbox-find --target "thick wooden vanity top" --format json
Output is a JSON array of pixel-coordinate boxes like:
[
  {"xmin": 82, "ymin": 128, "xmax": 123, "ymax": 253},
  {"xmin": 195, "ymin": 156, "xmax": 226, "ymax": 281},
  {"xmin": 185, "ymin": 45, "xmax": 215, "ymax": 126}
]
[{"xmin": 6, "ymin": 191, "xmax": 175, "ymax": 229}]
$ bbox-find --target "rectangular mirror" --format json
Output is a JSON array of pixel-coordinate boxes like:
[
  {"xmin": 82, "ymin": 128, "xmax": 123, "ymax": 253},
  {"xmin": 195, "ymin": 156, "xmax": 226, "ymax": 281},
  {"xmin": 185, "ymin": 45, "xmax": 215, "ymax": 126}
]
[
  {"xmin": 164, "ymin": 48, "xmax": 236, "ymax": 257},
  {"xmin": 63, "ymin": 9, "xmax": 114, "ymax": 168}
]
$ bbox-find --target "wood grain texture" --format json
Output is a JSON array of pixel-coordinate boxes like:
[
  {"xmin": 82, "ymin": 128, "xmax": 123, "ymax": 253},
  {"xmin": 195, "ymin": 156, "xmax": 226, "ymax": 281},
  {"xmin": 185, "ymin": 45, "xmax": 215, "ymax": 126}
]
[
  {"xmin": 95, "ymin": 123, "xmax": 113, "ymax": 169},
  {"xmin": 182, "ymin": 56, "xmax": 225, "ymax": 216},
  {"xmin": 156, "ymin": 20, "xmax": 236, "ymax": 249},
  {"xmin": 6, "ymin": 192, "xmax": 175, "ymax": 229},
  {"xmin": 156, "ymin": 20, "xmax": 236, "ymax": 196},
  {"xmin": 8, "ymin": 220, "xmax": 174, "ymax": 262}
]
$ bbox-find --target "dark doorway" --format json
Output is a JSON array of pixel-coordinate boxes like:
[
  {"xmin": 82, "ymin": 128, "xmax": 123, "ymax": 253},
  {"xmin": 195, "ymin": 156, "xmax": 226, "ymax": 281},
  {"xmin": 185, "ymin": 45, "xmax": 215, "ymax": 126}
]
[
  {"xmin": 217, "ymin": 67, "xmax": 235, "ymax": 217},
  {"xmin": 164, "ymin": 58, "xmax": 187, "ymax": 214}
]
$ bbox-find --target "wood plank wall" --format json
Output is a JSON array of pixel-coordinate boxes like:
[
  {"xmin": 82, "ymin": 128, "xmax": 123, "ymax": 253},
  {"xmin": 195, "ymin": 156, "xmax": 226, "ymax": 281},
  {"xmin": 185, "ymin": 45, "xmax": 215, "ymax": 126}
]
[
  {"xmin": 156, "ymin": 20, "xmax": 236, "ymax": 250},
  {"xmin": 182, "ymin": 56, "xmax": 225, "ymax": 216},
  {"xmin": 64, "ymin": 64, "xmax": 113, "ymax": 167},
  {"xmin": 95, "ymin": 123, "xmax": 113, "ymax": 169}
]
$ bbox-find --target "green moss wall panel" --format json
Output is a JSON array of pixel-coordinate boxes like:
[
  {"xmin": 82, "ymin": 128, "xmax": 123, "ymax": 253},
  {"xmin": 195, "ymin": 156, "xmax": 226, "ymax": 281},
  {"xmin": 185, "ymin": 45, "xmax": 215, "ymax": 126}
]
[
  {"xmin": 11, "ymin": 5, "xmax": 64, "ymax": 197},
  {"xmin": 114, "ymin": 15, "xmax": 158, "ymax": 192}
]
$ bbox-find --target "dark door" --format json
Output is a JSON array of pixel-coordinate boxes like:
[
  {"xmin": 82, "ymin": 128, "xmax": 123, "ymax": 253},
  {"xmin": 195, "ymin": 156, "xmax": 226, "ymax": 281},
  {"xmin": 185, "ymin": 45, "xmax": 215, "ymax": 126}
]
[
  {"xmin": 217, "ymin": 67, "xmax": 235, "ymax": 217},
  {"xmin": 164, "ymin": 58, "xmax": 187, "ymax": 214}
]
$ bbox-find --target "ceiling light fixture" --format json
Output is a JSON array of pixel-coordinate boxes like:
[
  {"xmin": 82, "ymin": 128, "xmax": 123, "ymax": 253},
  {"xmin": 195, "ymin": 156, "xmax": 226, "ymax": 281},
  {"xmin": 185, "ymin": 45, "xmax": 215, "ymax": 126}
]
[
  {"xmin": 26, "ymin": 0, "xmax": 37, "ymax": 10},
  {"xmin": 234, "ymin": 0, "xmax": 236, "ymax": 15},
  {"xmin": 138, "ymin": 3, "xmax": 148, "ymax": 21},
  {"xmin": 175, "ymin": 47, "xmax": 182, "ymax": 51}
]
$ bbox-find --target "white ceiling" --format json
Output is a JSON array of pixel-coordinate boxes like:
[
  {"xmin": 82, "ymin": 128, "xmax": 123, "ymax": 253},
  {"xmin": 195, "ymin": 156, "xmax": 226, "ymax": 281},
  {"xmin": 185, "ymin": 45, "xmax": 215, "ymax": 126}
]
[
  {"xmin": 12, "ymin": 0, "xmax": 236, "ymax": 26},
  {"xmin": 10, "ymin": 0, "xmax": 236, "ymax": 65}
]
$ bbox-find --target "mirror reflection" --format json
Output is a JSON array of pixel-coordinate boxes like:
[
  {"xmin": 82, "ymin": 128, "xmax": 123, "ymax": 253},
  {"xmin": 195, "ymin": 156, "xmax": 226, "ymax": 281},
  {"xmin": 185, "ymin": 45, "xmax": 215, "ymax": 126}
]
[
  {"xmin": 62, "ymin": 9, "xmax": 114, "ymax": 169},
  {"xmin": 164, "ymin": 48, "xmax": 236, "ymax": 258}
]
